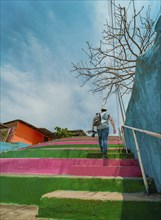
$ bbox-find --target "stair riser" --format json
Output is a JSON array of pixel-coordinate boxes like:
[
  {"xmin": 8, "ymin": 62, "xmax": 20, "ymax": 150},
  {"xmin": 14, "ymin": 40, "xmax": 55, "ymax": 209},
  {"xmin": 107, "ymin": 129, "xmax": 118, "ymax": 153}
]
[
  {"xmin": 69, "ymin": 166, "xmax": 142, "ymax": 177},
  {"xmin": 27, "ymin": 140, "xmax": 123, "ymax": 148},
  {"xmin": 0, "ymin": 158, "xmax": 139, "ymax": 175},
  {"xmin": 54, "ymin": 136, "xmax": 121, "ymax": 141},
  {"xmin": 38, "ymin": 198, "xmax": 161, "ymax": 220},
  {"xmin": 0, "ymin": 150, "xmax": 134, "ymax": 159}
]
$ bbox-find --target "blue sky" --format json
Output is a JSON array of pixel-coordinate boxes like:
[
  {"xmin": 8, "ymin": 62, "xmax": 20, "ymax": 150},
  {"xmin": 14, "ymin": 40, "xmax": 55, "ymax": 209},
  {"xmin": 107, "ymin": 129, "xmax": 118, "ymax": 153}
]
[{"xmin": 1, "ymin": 0, "xmax": 161, "ymax": 133}]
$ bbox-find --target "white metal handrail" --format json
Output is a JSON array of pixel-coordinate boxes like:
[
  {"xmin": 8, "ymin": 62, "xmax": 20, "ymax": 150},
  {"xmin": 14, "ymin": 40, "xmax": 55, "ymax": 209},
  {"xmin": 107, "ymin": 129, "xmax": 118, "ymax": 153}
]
[
  {"xmin": 123, "ymin": 125, "xmax": 161, "ymax": 139},
  {"xmin": 122, "ymin": 125, "xmax": 161, "ymax": 194}
]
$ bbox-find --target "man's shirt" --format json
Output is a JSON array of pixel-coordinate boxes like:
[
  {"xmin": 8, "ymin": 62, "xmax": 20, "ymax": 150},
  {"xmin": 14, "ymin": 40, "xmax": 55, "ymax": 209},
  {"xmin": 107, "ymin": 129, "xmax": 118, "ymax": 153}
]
[{"xmin": 97, "ymin": 112, "xmax": 110, "ymax": 130}]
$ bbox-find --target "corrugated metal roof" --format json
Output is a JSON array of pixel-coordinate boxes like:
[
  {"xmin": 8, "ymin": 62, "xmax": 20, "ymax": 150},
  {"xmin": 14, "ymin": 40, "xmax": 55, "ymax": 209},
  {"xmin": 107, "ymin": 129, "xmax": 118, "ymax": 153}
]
[{"xmin": 39, "ymin": 128, "xmax": 55, "ymax": 138}]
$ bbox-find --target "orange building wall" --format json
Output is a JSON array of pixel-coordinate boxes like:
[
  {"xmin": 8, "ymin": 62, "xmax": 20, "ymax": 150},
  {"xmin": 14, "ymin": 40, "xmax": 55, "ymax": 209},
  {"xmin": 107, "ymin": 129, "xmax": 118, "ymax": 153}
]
[
  {"xmin": 11, "ymin": 122, "xmax": 50, "ymax": 145},
  {"xmin": 6, "ymin": 122, "xmax": 18, "ymax": 143}
]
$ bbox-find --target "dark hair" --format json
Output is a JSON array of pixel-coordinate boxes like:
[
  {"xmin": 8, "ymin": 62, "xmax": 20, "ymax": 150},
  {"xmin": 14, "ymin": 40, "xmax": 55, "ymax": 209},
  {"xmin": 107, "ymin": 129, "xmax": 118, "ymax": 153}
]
[{"xmin": 101, "ymin": 109, "xmax": 107, "ymax": 112}]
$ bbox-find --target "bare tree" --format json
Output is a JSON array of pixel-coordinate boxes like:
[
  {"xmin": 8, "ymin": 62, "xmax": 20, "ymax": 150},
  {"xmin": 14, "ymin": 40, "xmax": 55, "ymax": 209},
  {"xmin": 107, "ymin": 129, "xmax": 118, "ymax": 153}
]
[{"xmin": 72, "ymin": 0, "xmax": 157, "ymax": 101}]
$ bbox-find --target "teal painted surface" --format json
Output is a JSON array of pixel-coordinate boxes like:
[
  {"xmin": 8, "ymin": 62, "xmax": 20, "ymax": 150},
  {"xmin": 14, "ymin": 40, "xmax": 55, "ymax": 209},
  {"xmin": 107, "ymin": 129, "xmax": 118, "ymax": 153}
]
[
  {"xmin": 125, "ymin": 16, "xmax": 161, "ymax": 192},
  {"xmin": 0, "ymin": 142, "xmax": 28, "ymax": 152}
]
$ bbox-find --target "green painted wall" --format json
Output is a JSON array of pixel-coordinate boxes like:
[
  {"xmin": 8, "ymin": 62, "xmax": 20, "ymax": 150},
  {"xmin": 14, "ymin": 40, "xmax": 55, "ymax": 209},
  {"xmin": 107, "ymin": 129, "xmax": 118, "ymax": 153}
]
[{"xmin": 125, "ymin": 16, "xmax": 161, "ymax": 192}]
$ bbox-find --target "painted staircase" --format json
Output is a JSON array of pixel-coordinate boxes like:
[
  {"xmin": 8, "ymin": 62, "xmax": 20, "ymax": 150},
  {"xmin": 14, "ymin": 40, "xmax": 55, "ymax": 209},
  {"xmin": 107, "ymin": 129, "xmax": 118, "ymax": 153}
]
[
  {"xmin": 36, "ymin": 136, "xmax": 161, "ymax": 219},
  {"xmin": 0, "ymin": 136, "xmax": 161, "ymax": 219}
]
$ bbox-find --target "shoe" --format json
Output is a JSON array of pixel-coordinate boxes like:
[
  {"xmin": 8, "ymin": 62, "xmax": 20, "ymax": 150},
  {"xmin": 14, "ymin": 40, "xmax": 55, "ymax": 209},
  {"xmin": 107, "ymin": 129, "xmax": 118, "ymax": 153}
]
[{"xmin": 103, "ymin": 154, "xmax": 108, "ymax": 159}]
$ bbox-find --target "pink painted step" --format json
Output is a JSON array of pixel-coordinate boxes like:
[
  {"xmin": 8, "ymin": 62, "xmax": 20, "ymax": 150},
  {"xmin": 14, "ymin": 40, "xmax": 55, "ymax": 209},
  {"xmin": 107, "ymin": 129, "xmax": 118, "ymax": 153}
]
[
  {"xmin": 0, "ymin": 158, "xmax": 139, "ymax": 176},
  {"xmin": 55, "ymin": 136, "xmax": 121, "ymax": 141},
  {"xmin": 69, "ymin": 165, "xmax": 142, "ymax": 177},
  {"xmin": 25, "ymin": 140, "xmax": 123, "ymax": 149},
  {"xmin": 0, "ymin": 158, "xmax": 69, "ymax": 175}
]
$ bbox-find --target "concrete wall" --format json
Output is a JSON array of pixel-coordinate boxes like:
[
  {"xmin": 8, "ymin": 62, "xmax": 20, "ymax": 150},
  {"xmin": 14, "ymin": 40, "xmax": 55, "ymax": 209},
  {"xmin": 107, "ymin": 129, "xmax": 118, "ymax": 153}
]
[{"xmin": 124, "ymin": 16, "xmax": 161, "ymax": 192}]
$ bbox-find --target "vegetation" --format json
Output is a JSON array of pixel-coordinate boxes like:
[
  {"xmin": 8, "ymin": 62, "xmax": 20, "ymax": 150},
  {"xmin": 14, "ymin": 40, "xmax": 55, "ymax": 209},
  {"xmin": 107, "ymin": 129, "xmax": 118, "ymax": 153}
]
[{"xmin": 54, "ymin": 126, "xmax": 73, "ymax": 139}]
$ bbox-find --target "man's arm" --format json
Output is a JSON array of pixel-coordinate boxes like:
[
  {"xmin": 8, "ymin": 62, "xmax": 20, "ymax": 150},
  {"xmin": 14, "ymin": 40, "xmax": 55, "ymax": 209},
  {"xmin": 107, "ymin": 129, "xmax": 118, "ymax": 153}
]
[{"xmin": 109, "ymin": 116, "xmax": 116, "ymax": 134}]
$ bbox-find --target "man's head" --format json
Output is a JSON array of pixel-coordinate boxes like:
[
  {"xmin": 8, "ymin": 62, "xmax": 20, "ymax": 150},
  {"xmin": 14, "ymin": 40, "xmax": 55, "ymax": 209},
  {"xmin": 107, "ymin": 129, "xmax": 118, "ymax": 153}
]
[{"xmin": 101, "ymin": 107, "xmax": 107, "ymax": 112}]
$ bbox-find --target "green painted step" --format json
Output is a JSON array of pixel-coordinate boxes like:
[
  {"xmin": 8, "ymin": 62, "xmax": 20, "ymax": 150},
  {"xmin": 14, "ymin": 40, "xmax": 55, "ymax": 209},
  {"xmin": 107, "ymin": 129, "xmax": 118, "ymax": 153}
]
[
  {"xmin": 86, "ymin": 152, "xmax": 133, "ymax": 159},
  {"xmin": 0, "ymin": 149, "xmax": 133, "ymax": 159},
  {"xmin": 37, "ymin": 148, "xmax": 129, "ymax": 153},
  {"xmin": 33, "ymin": 144, "xmax": 124, "ymax": 149},
  {"xmin": 38, "ymin": 190, "xmax": 161, "ymax": 220},
  {"xmin": 0, "ymin": 175, "xmax": 156, "ymax": 205}
]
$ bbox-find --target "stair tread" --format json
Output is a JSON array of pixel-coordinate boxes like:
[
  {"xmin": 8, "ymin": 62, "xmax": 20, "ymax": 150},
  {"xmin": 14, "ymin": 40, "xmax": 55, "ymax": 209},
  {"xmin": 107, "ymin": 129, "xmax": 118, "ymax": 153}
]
[
  {"xmin": 0, "ymin": 173, "xmax": 145, "ymax": 179},
  {"xmin": 38, "ymin": 147, "xmax": 125, "ymax": 150},
  {"xmin": 42, "ymin": 190, "xmax": 161, "ymax": 202}
]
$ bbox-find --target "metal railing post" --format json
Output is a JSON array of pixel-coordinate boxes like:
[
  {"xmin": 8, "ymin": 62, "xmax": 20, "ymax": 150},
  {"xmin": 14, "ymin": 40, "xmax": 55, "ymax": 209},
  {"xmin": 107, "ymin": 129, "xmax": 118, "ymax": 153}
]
[
  {"xmin": 132, "ymin": 130, "xmax": 149, "ymax": 194},
  {"xmin": 121, "ymin": 127, "xmax": 128, "ymax": 153}
]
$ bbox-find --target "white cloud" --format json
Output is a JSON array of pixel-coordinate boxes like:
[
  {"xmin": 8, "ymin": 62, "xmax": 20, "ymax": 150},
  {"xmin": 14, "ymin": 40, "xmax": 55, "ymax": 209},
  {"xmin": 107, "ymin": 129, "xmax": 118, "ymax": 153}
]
[
  {"xmin": 2, "ymin": 22, "xmax": 103, "ymax": 132},
  {"xmin": 1, "ymin": 64, "xmax": 102, "ymax": 132}
]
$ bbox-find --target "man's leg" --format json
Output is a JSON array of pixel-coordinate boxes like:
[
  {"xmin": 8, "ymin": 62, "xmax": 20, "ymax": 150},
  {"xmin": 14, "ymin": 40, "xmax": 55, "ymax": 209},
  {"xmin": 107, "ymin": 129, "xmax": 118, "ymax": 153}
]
[
  {"xmin": 97, "ymin": 129, "xmax": 103, "ymax": 152},
  {"xmin": 102, "ymin": 128, "xmax": 109, "ymax": 158}
]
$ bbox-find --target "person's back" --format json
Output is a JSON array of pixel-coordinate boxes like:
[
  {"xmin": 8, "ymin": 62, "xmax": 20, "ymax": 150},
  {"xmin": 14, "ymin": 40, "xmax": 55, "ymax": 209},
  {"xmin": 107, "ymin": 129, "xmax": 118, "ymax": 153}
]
[{"xmin": 97, "ymin": 111, "xmax": 110, "ymax": 130}]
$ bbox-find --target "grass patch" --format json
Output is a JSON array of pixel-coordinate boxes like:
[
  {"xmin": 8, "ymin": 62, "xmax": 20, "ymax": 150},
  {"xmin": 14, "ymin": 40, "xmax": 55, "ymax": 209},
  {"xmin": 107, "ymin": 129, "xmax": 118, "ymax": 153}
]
[
  {"xmin": 0, "ymin": 175, "xmax": 148, "ymax": 205},
  {"xmin": 0, "ymin": 149, "xmax": 133, "ymax": 159},
  {"xmin": 38, "ymin": 197, "xmax": 161, "ymax": 220}
]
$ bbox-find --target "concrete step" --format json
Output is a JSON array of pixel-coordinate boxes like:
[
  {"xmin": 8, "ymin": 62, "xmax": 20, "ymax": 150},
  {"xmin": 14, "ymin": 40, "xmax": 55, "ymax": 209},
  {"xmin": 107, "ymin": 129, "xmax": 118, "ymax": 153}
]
[
  {"xmin": 38, "ymin": 190, "xmax": 161, "ymax": 220},
  {"xmin": 0, "ymin": 158, "xmax": 139, "ymax": 175},
  {"xmin": 0, "ymin": 204, "xmax": 38, "ymax": 220},
  {"xmin": 40, "ymin": 189, "xmax": 161, "ymax": 201},
  {"xmin": 69, "ymin": 165, "xmax": 142, "ymax": 177}
]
